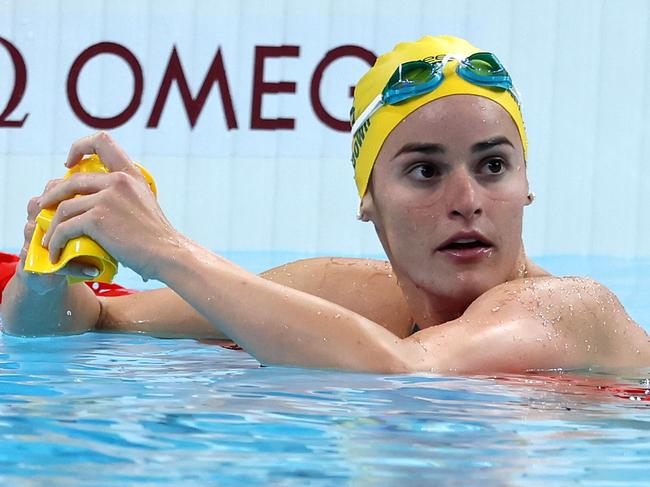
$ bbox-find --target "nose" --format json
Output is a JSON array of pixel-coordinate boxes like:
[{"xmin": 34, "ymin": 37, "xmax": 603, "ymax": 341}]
[{"xmin": 445, "ymin": 167, "xmax": 482, "ymax": 221}]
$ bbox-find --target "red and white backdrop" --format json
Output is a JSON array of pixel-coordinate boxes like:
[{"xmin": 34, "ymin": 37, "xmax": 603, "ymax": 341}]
[{"xmin": 1, "ymin": 0, "xmax": 649, "ymax": 258}]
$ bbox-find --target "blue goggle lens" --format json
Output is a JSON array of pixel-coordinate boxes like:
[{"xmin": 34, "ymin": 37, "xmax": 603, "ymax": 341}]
[
  {"xmin": 383, "ymin": 61, "xmax": 444, "ymax": 104},
  {"xmin": 457, "ymin": 52, "xmax": 512, "ymax": 90}
]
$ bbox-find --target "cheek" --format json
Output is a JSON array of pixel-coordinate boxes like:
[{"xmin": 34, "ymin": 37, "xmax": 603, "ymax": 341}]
[
  {"xmin": 488, "ymin": 200, "xmax": 525, "ymax": 247},
  {"xmin": 383, "ymin": 208, "xmax": 442, "ymax": 262},
  {"xmin": 484, "ymin": 173, "xmax": 530, "ymax": 212},
  {"xmin": 372, "ymin": 197, "xmax": 435, "ymax": 254}
]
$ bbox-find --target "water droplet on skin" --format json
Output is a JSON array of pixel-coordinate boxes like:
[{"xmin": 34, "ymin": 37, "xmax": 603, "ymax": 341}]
[
  {"xmin": 334, "ymin": 314, "xmax": 341, "ymax": 319},
  {"xmin": 491, "ymin": 306, "xmax": 500, "ymax": 312}
]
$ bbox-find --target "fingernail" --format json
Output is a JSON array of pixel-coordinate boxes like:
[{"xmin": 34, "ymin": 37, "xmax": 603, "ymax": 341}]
[{"xmin": 83, "ymin": 266, "xmax": 99, "ymax": 277}]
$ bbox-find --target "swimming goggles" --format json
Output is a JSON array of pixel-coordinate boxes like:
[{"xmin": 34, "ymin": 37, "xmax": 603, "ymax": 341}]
[{"xmin": 351, "ymin": 52, "xmax": 517, "ymax": 135}]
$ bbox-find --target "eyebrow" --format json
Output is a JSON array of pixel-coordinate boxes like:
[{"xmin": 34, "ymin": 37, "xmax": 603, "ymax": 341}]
[
  {"xmin": 394, "ymin": 142, "xmax": 446, "ymax": 158},
  {"xmin": 471, "ymin": 136, "xmax": 514, "ymax": 153}
]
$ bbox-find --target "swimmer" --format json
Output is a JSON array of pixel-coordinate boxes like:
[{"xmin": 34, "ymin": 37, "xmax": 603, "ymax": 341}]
[{"xmin": 2, "ymin": 35, "xmax": 649, "ymax": 373}]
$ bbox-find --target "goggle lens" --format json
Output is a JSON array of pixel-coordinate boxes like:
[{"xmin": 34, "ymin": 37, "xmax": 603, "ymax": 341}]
[
  {"xmin": 383, "ymin": 61, "xmax": 443, "ymax": 104},
  {"xmin": 458, "ymin": 52, "xmax": 512, "ymax": 89},
  {"xmin": 464, "ymin": 53, "xmax": 504, "ymax": 75}
]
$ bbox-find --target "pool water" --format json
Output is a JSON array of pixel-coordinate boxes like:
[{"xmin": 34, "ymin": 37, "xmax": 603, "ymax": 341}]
[{"xmin": 1, "ymin": 254, "xmax": 649, "ymax": 485}]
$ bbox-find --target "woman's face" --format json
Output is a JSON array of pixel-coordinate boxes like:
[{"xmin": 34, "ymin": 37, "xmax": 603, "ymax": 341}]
[{"xmin": 363, "ymin": 95, "xmax": 530, "ymax": 303}]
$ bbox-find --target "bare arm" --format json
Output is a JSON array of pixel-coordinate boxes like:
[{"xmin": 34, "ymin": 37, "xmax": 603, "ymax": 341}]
[
  {"xmin": 1, "ymin": 189, "xmax": 101, "ymax": 336},
  {"xmin": 97, "ymin": 257, "xmax": 410, "ymax": 339},
  {"xmin": 3, "ymin": 252, "xmax": 408, "ymax": 339},
  {"xmin": 155, "ymin": 239, "xmax": 411, "ymax": 372},
  {"xmin": 1, "ymin": 271, "xmax": 100, "ymax": 336}
]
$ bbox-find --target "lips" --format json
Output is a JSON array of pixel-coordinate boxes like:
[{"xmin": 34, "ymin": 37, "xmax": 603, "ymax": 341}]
[{"xmin": 437, "ymin": 231, "xmax": 494, "ymax": 261}]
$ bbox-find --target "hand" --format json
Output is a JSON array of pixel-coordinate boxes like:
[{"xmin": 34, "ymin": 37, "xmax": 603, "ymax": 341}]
[{"xmin": 38, "ymin": 132, "xmax": 180, "ymax": 281}]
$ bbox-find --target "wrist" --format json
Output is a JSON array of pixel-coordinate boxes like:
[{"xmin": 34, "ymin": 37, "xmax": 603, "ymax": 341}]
[
  {"xmin": 153, "ymin": 235, "xmax": 239, "ymax": 290},
  {"xmin": 146, "ymin": 231, "xmax": 200, "ymax": 283}
]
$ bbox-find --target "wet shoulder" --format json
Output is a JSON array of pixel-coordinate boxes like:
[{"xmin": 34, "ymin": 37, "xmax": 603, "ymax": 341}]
[
  {"xmin": 472, "ymin": 275, "xmax": 626, "ymax": 323},
  {"xmin": 262, "ymin": 257, "xmax": 413, "ymax": 337},
  {"xmin": 469, "ymin": 275, "xmax": 650, "ymax": 365}
]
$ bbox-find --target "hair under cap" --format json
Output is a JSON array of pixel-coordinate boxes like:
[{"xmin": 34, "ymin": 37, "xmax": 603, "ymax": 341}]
[{"xmin": 350, "ymin": 35, "xmax": 528, "ymax": 198}]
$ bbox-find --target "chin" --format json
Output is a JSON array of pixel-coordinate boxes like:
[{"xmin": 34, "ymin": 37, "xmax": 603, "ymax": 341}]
[{"xmin": 426, "ymin": 268, "xmax": 503, "ymax": 303}]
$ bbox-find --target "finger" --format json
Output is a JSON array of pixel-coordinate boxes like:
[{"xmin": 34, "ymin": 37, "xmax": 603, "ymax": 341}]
[
  {"xmin": 47, "ymin": 214, "xmax": 94, "ymax": 263},
  {"xmin": 40, "ymin": 178, "xmax": 64, "ymax": 196},
  {"xmin": 19, "ymin": 222, "xmax": 36, "ymax": 261},
  {"xmin": 42, "ymin": 193, "xmax": 100, "ymax": 249},
  {"xmin": 39, "ymin": 173, "xmax": 111, "ymax": 209},
  {"xmin": 30, "ymin": 179, "xmax": 65, "ymax": 214},
  {"xmin": 66, "ymin": 131, "xmax": 140, "ymax": 177},
  {"xmin": 23, "ymin": 219, "xmax": 36, "ymax": 243},
  {"xmin": 27, "ymin": 196, "xmax": 41, "ymax": 221}
]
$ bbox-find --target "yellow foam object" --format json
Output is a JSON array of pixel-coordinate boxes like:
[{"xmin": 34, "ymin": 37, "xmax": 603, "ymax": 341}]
[
  {"xmin": 24, "ymin": 154, "xmax": 157, "ymax": 284},
  {"xmin": 351, "ymin": 35, "xmax": 528, "ymax": 198}
]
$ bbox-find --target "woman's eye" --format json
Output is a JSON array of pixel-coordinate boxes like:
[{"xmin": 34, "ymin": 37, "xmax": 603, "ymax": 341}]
[
  {"xmin": 409, "ymin": 164, "xmax": 439, "ymax": 180},
  {"xmin": 482, "ymin": 158, "xmax": 505, "ymax": 175}
]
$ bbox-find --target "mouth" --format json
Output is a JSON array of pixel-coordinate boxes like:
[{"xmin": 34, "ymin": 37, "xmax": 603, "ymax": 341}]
[{"xmin": 437, "ymin": 233, "xmax": 494, "ymax": 260}]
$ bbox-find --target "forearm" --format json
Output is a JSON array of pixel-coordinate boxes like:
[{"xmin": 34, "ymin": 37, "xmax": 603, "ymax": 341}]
[
  {"xmin": 0, "ymin": 271, "xmax": 100, "ymax": 336},
  {"xmin": 96, "ymin": 288, "xmax": 229, "ymax": 339},
  {"xmin": 154, "ymin": 238, "xmax": 410, "ymax": 372}
]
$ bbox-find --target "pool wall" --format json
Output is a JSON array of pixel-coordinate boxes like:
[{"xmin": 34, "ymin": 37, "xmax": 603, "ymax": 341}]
[{"xmin": 0, "ymin": 0, "xmax": 648, "ymax": 258}]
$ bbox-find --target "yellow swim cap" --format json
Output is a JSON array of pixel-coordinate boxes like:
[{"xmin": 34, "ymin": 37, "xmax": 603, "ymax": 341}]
[{"xmin": 351, "ymin": 35, "xmax": 527, "ymax": 198}]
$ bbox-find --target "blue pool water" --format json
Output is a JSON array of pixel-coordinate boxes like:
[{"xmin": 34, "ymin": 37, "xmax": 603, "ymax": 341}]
[{"xmin": 1, "ymin": 254, "xmax": 649, "ymax": 485}]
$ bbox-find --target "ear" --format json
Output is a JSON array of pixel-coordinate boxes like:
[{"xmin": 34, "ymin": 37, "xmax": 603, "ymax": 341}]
[
  {"xmin": 525, "ymin": 192, "xmax": 535, "ymax": 206},
  {"xmin": 357, "ymin": 190, "xmax": 376, "ymax": 222}
]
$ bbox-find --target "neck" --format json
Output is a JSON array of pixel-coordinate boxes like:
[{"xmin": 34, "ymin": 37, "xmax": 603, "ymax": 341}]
[
  {"xmin": 398, "ymin": 249, "xmax": 546, "ymax": 330},
  {"xmin": 400, "ymin": 279, "xmax": 473, "ymax": 328}
]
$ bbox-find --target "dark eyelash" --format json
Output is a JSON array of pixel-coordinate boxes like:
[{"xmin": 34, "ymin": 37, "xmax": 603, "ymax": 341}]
[
  {"xmin": 408, "ymin": 163, "xmax": 440, "ymax": 178},
  {"xmin": 481, "ymin": 157, "xmax": 507, "ymax": 172}
]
